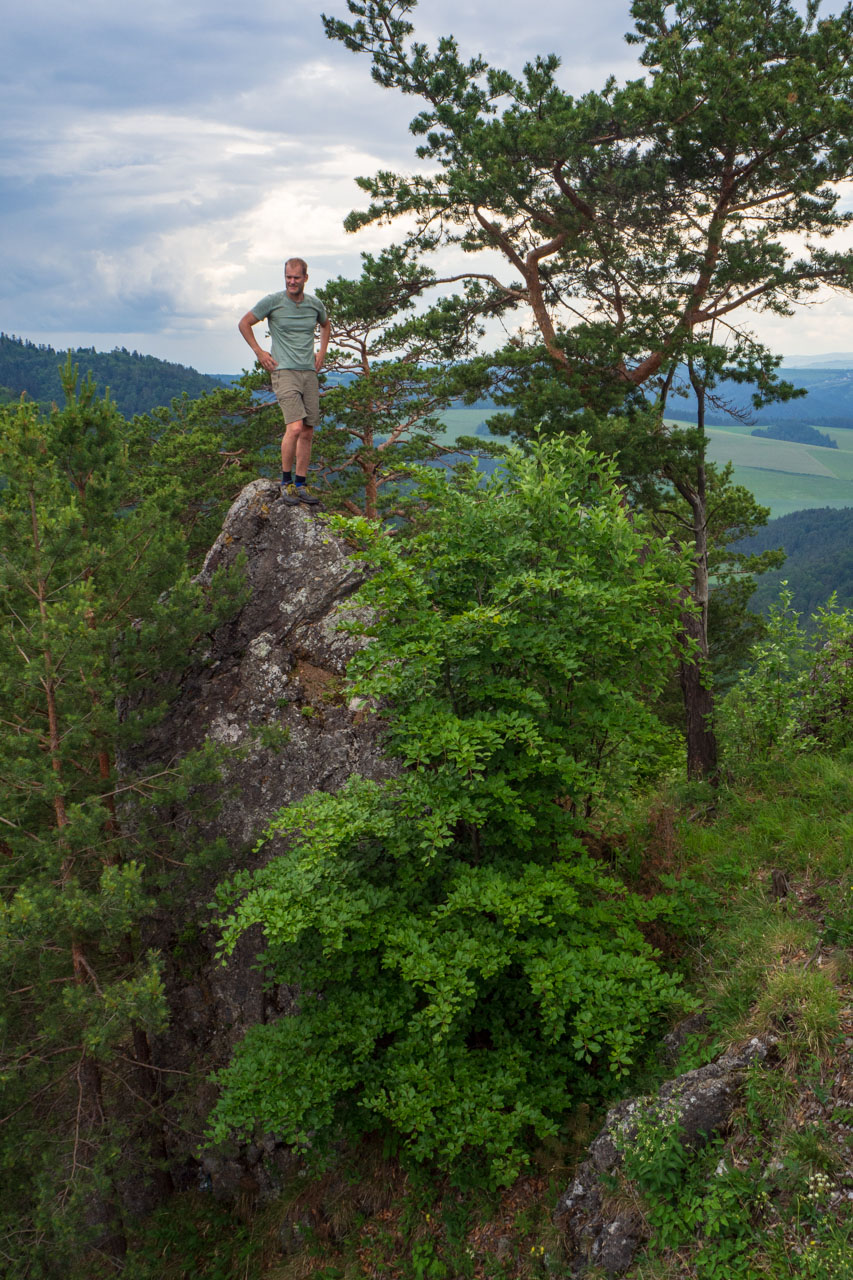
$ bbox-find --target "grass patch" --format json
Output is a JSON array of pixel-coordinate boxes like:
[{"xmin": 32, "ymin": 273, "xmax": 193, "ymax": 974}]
[
  {"xmin": 750, "ymin": 966, "xmax": 841, "ymax": 1064},
  {"xmin": 660, "ymin": 755, "xmax": 853, "ymax": 1051},
  {"xmin": 608, "ymin": 755, "xmax": 853, "ymax": 1278}
]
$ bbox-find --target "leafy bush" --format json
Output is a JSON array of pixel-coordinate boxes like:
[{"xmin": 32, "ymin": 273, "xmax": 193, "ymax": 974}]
[
  {"xmin": 719, "ymin": 590, "xmax": 853, "ymax": 771},
  {"xmin": 210, "ymin": 437, "xmax": 693, "ymax": 1183},
  {"xmin": 798, "ymin": 601, "xmax": 853, "ymax": 752},
  {"xmin": 617, "ymin": 1106, "xmax": 767, "ymax": 1276}
]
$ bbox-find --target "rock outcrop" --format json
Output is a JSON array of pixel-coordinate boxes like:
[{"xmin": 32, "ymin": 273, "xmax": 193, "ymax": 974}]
[
  {"xmin": 132, "ymin": 481, "xmax": 394, "ymax": 1196},
  {"xmin": 141, "ymin": 479, "xmax": 389, "ymax": 848},
  {"xmin": 555, "ymin": 1037, "xmax": 773, "ymax": 1276}
]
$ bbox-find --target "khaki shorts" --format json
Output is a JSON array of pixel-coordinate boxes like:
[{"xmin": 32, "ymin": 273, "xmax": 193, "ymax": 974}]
[{"xmin": 271, "ymin": 368, "xmax": 321, "ymax": 428}]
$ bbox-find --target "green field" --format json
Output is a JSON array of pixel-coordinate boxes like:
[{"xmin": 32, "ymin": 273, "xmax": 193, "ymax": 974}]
[
  {"xmin": 438, "ymin": 408, "xmax": 853, "ymax": 517},
  {"xmin": 701, "ymin": 420, "xmax": 853, "ymax": 516}
]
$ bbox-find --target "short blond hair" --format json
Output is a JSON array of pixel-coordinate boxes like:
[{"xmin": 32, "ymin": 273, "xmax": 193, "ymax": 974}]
[{"xmin": 285, "ymin": 257, "xmax": 308, "ymax": 276}]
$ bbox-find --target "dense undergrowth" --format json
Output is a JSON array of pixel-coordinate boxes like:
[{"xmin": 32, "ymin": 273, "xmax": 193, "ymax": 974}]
[
  {"xmin": 606, "ymin": 756, "xmax": 853, "ymax": 1280},
  {"xmin": 126, "ymin": 745, "xmax": 853, "ymax": 1279}
]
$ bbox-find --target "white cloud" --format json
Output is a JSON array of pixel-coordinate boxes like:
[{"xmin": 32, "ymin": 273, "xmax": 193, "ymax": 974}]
[{"xmin": 2, "ymin": 0, "xmax": 852, "ymax": 371}]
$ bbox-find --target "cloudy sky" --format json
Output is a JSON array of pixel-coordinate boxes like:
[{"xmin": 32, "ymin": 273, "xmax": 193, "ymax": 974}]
[{"xmin": 3, "ymin": 0, "xmax": 853, "ymax": 373}]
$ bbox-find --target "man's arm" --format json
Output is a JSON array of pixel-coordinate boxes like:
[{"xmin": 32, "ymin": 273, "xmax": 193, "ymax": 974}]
[
  {"xmin": 315, "ymin": 318, "xmax": 331, "ymax": 373},
  {"xmin": 238, "ymin": 311, "xmax": 278, "ymax": 373}
]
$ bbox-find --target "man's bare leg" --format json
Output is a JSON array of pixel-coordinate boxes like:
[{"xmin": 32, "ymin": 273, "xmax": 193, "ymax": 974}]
[
  {"xmin": 295, "ymin": 425, "xmax": 314, "ymax": 476},
  {"xmin": 281, "ymin": 419, "xmax": 305, "ymax": 475},
  {"xmin": 280, "ymin": 420, "xmax": 319, "ymax": 504},
  {"xmin": 281, "ymin": 421, "xmax": 315, "ymax": 472}
]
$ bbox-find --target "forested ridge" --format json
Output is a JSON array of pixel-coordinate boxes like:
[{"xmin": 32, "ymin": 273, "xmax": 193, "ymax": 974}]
[
  {"xmin": 4, "ymin": 1, "xmax": 853, "ymax": 1277},
  {"xmin": 0, "ymin": 333, "xmax": 226, "ymax": 417},
  {"xmin": 668, "ymin": 366, "xmax": 853, "ymax": 429},
  {"xmin": 736, "ymin": 506, "xmax": 853, "ymax": 619}
]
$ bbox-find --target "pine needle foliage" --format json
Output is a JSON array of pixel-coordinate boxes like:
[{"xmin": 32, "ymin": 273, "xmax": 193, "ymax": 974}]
[{"xmin": 0, "ymin": 366, "xmax": 247, "ymax": 1274}]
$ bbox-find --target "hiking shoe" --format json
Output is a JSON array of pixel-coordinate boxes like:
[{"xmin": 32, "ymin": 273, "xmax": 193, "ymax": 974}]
[
  {"xmin": 295, "ymin": 484, "xmax": 320, "ymax": 506},
  {"xmin": 280, "ymin": 482, "xmax": 300, "ymax": 506}
]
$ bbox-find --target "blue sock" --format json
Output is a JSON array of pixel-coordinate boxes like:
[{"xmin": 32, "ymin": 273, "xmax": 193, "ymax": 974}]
[
  {"xmin": 282, "ymin": 470, "xmax": 292, "ymax": 485},
  {"xmin": 295, "ymin": 474, "xmax": 307, "ymax": 488}
]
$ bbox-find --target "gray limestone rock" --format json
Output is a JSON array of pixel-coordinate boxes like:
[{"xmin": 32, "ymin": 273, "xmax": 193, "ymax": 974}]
[
  {"xmin": 139, "ymin": 479, "xmax": 391, "ymax": 850},
  {"xmin": 591, "ymin": 1215, "xmax": 646, "ymax": 1275},
  {"xmin": 555, "ymin": 1038, "xmax": 774, "ymax": 1276}
]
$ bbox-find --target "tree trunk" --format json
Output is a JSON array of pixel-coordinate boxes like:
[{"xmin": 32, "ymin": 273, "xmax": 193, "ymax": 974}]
[
  {"xmin": 679, "ymin": 607, "xmax": 718, "ymax": 780},
  {"xmin": 132, "ymin": 1024, "xmax": 175, "ymax": 1203},
  {"xmin": 364, "ymin": 463, "xmax": 378, "ymax": 520},
  {"xmin": 677, "ymin": 363, "xmax": 718, "ymax": 781}
]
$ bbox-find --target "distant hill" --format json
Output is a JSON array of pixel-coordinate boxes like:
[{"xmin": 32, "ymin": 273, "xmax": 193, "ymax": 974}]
[
  {"xmin": 781, "ymin": 352, "xmax": 853, "ymax": 368},
  {"xmin": 0, "ymin": 334, "xmax": 227, "ymax": 417},
  {"xmin": 733, "ymin": 506, "xmax": 853, "ymax": 620},
  {"xmin": 673, "ymin": 365, "xmax": 853, "ymax": 430}
]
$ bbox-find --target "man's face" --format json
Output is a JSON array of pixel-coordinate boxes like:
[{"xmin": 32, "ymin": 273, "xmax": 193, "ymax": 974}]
[{"xmin": 285, "ymin": 265, "xmax": 308, "ymax": 299}]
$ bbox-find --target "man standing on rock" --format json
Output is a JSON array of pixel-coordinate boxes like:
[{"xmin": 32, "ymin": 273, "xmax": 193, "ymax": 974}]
[{"xmin": 238, "ymin": 257, "xmax": 331, "ymax": 505}]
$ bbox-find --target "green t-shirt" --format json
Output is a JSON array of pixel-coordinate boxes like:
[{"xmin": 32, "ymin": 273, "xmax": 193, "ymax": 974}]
[{"xmin": 251, "ymin": 291, "xmax": 328, "ymax": 371}]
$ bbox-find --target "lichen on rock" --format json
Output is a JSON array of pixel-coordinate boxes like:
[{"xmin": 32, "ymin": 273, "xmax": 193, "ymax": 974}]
[{"xmin": 554, "ymin": 1037, "xmax": 774, "ymax": 1276}]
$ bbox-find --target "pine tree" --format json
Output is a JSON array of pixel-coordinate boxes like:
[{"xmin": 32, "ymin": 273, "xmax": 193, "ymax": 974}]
[
  {"xmin": 323, "ymin": 0, "xmax": 853, "ymax": 775},
  {"xmin": 312, "ymin": 246, "xmax": 489, "ymax": 518},
  {"xmin": 0, "ymin": 365, "xmax": 244, "ymax": 1276}
]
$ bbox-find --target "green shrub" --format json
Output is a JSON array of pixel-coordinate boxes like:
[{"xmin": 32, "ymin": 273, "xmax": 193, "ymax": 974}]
[
  {"xmin": 617, "ymin": 1107, "xmax": 767, "ymax": 1276},
  {"xmin": 210, "ymin": 437, "xmax": 693, "ymax": 1183},
  {"xmin": 720, "ymin": 591, "xmax": 853, "ymax": 772}
]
